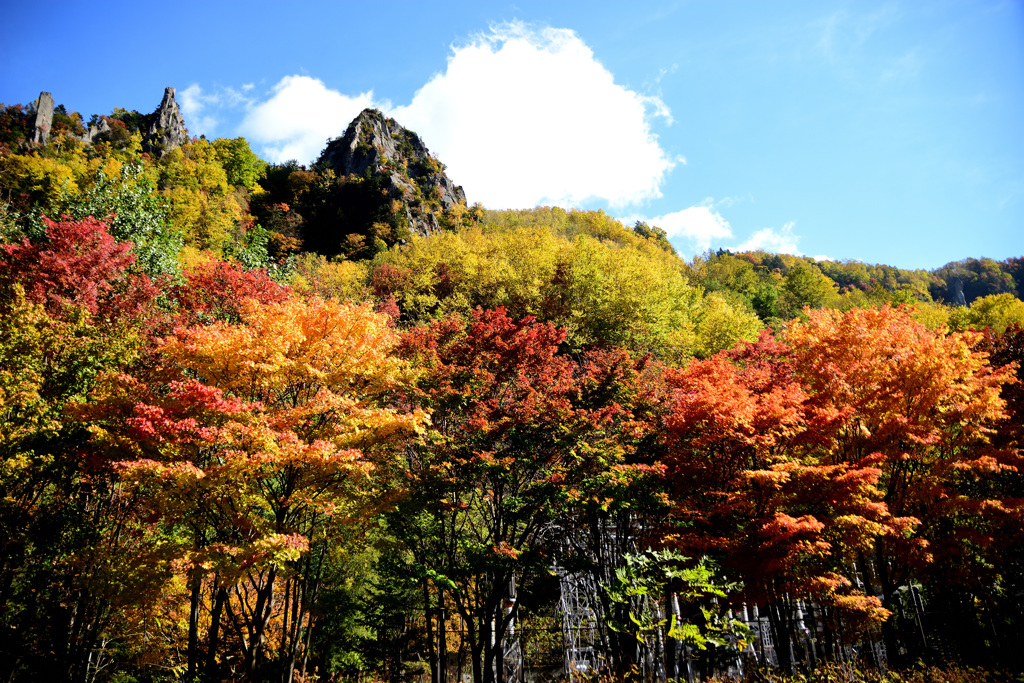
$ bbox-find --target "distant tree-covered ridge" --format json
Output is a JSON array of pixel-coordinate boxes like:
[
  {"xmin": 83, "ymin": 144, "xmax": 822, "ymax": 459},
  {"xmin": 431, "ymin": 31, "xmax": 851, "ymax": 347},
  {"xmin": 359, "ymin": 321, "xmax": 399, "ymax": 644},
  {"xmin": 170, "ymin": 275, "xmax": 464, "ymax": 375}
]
[{"xmin": 2, "ymin": 94, "xmax": 1019, "ymax": 321}]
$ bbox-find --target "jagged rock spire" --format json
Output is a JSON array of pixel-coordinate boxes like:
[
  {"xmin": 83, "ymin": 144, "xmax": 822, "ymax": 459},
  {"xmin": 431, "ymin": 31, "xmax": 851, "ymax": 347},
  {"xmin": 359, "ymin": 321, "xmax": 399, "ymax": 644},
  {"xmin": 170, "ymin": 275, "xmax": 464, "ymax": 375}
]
[
  {"xmin": 142, "ymin": 87, "xmax": 189, "ymax": 156},
  {"xmin": 317, "ymin": 109, "xmax": 467, "ymax": 237},
  {"xmin": 29, "ymin": 92, "xmax": 54, "ymax": 145},
  {"xmin": 21, "ymin": 87, "xmax": 190, "ymax": 156}
]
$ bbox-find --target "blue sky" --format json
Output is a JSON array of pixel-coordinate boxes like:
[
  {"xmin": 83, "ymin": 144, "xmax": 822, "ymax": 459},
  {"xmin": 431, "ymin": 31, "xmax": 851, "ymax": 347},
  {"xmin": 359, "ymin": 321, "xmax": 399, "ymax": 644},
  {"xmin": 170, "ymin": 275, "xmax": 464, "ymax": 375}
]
[{"xmin": 1, "ymin": 0, "xmax": 1021, "ymax": 270}]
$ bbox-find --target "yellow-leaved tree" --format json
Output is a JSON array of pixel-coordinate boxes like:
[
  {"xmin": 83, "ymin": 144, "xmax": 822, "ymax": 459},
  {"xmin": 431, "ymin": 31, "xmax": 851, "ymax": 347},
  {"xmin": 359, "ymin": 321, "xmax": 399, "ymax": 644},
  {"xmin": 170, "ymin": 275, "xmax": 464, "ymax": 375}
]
[
  {"xmin": 157, "ymin": 139, "xmax": 245, "ymax": 252},
  {"xmin": 948, "ymin": 293, "xmax": 1024, "ymax": 333},
  {"xmin": 370, "ymin": 219, "xmax": 762, "ymax": 362},
  {"xmin": 80, "ymin": 296, "xmax": 427, "ymax": 680}
]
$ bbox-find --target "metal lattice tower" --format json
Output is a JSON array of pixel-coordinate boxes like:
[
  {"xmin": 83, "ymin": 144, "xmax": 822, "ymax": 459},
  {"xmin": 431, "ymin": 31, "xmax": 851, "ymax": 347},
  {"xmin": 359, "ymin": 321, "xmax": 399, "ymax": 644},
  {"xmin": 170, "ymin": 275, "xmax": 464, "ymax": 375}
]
[
  {"xmin": 556, "ymin": 567, "xmax": 602, "ymax": 677},
  {"xmin": 502, "ymin": 626, "xmax": 524, "ymax": 683},
  {"xmin": 500, "ymin": 576, "xmax": 524, "ymax": 683}
]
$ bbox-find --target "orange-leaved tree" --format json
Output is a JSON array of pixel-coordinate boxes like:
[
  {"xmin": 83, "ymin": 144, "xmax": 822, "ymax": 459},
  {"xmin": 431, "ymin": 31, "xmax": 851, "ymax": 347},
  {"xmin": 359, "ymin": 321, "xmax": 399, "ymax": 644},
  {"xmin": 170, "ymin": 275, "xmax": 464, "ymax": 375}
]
[
  {"xmin": 914, "ymin": 322, "xmax": 1024, "ymax": 666},
  {"xmin": 80, "ymin": 296, "xmax": 426, "ymax": 680},
  {"xmin": 785, "ymin": 305, "xmax": 1011, "ymax": 663},
  {"xmin": 659, "ymin": 332, "xmax": 902, "ymax": 669}
]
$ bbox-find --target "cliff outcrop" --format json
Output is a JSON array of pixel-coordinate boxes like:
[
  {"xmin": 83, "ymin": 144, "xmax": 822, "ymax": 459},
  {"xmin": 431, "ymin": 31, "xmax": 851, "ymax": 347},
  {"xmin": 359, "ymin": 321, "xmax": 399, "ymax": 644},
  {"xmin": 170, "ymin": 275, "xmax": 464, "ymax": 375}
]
[
  {"xmin": 316, "ymin": 109, "xmax": 466, "ymax": 237},
  {"xmin": 142, "ymin": 87, "xmax": 189, "ymax": 156},
  {"xmin": 25, "ymin": 87, "xmax": 188, "ymax": 157},
  {"xmin": 28, "ymin": 92, "xmax": 55, "ymax": 145}
]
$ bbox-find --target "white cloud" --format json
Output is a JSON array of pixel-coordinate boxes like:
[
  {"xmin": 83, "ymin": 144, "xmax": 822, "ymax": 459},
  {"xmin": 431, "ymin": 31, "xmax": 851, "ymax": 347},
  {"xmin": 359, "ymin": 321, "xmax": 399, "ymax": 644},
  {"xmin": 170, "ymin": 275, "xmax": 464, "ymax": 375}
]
[
  {"xmin": 208, "ymin": 23, "xmax": 676, "ymax": 206},
  {"xmin": 219, "ymin": 86, "xmax": 253, "ymax": 108},
  {"xmin": 179, "ymin": 84, "xmax": 204, "ymax": 116},
  {"xmin": 732, "ymin": 221, "xmax": 802, "ymax": 254},
  {"xmin": 179, "ymin": 83, "xmax": 259, "ymax": 138},
  {"xmin": 390, "ymin": 22, "xmax": 674, "ymax": 208},
  {"xmin": 179, "ymin": 84, "xmax": 220, "ymax": 136},
  {"xmin": 715, "ymin": 196, "xmax": 736, "ymax": 208},
  {"xmin": 238, "ymin": 76, "xmax": 381, "ymax": 164},
  {"xmin": 630, "ymin": 202, "xmax": 805, "ymax": 258},
  {"xmin": 646, "ymin": 201, "xmax": 734, "ymax": 252}
]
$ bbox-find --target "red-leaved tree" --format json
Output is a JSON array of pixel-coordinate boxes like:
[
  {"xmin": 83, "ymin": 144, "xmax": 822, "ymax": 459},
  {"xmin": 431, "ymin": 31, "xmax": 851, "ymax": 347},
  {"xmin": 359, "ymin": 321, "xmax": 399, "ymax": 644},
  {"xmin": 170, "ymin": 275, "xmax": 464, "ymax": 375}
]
[{"xmin": 0, "ymin": 216, "xmax": 157, "ymax": 322}]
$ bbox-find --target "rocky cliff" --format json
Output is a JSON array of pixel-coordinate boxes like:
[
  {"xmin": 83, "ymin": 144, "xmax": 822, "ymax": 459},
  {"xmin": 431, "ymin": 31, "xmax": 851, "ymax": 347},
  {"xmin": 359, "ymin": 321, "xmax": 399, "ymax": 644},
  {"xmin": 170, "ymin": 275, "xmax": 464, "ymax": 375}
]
[
  {"xmin": 25, "ymin": 87, "xmax": 188, "ymax": 156},
  {"xmin": 29, "ymin": 92, "xmax": 55, "ymax": 145},
  {"xmin": 141, "ymin": 87, "xmax": 189, "ymax": 156},
  {"xmin": 316, "ymin": 109, "xmax": 466, "ymax": 237}
]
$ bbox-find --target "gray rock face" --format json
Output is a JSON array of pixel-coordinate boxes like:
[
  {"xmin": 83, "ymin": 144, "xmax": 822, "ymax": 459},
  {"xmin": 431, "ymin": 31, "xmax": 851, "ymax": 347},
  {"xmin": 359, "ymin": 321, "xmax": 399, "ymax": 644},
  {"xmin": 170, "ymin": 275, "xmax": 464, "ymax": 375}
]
[
  {"xmin": 76, "ymin": 117, "xmax": 112, "ymax": 145},
  {"xmin": 434, "ymin": 174, "xmax": 465, "ymax": 210},
  {"xmin": 23, "ymin": 87, "xmax": 191, "ymax": 155},
  {"xmin": 320, "ymin": 109, "xmax": 428, "ymax": 177},
  {"xmin": 142, "ymin": 87, "xmax": 189, "ymax": 156},
  {"xmin": 318, "ymin": 109, "xmax": 467, "ymax": 236},
  {"xmin": 948, "ymin": 276, "xmax": 968, "ymax": 307},
  {"xmin": 29, "ymin": 92, "xmax": 54, "ymax": 145}
]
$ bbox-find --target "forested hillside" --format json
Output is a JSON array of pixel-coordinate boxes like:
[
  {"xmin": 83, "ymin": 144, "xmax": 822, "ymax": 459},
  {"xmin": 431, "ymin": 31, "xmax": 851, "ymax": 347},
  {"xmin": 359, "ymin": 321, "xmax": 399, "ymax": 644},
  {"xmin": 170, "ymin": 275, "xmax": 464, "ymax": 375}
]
[{"xmin": 1, "ymin": 91, "xmax": 1022, "ymax": 683}]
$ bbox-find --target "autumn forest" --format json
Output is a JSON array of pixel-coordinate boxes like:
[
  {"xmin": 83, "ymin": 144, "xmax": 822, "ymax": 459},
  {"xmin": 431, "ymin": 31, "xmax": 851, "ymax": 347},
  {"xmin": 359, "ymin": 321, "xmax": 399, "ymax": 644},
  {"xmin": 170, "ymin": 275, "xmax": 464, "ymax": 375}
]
[{"xmin": 1, "ymin": 93, "xmax": 1022, "ymax": 683}]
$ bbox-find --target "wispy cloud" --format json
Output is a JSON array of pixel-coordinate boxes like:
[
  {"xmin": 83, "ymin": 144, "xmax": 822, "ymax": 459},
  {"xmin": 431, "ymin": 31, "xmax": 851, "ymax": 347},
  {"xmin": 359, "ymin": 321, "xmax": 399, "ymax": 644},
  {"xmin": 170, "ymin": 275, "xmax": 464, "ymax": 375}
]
[
  {"xmin": 732, "ymin": 221, "xmax": 802, "ymax": 254},
  {"xmin": 817, "ymin": 6, "xmax": 901, "ymax": 60},
  {"xmin": 179, "ymin": 83, "xmax": 258, "ymax": 138},
  {"xmin": 880, "ymin": 48, "xmax": 923, "ymax": 82},
  {"xmin": 640, "ymin": 198, "xmax": 734, "ymax": 254},
  {"xmin": 816, "ymin": 10, "xmax": 846, "ymax": 60},
  {"xmin": 178, "ymin": 84, "xmax": 221, "ymax": 136},
  {"xmin": 712, "ymin": 193, "xmax": 755, "ymax": 210},
  {"xmin": 814, "ymin": 5, "xmax": 913, "ymax": 83}
]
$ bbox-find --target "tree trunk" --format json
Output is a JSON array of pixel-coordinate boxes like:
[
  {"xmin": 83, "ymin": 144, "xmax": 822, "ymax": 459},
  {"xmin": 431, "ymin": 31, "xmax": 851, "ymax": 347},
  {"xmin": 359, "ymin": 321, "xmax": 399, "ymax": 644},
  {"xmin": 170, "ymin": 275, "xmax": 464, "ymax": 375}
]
[
  {"xmin": 425, "ymin": 580, "xmax": 438, "ymax": 683},
  {"xmin": 875, "ymin": 542, "xmax": 904, "ymax": 667},
  {"xmin": 664, "ymin": 591, "xmax": 677, "ymax": 681},
  {"xmin": 482, "ymin": 615, "xmax": 494, "ymax": 683},
  {"xmin": 470, "ymin": 632, "xmax": 483, "ymax": 683},
  {"xmin": 205, "ymin": 579, "xmax": 227, "ymax": 683},
  {"xmin": 766, "ymin": 591, "xmax": 794, "ymax": 675},
  {"xmin": 188, "ymin": 571, "xmax": 202, "ymax": 682},
  {"xmin": 494, "ymin": 611, "xmax": 505, "ymax": 683},
  {"xmin": 245, "ymin": 566, "xmax": 278, "ymax": 677},
  {"xmin": 438, "ymin": 590, "xmax": 448, "ymax": 683}
]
